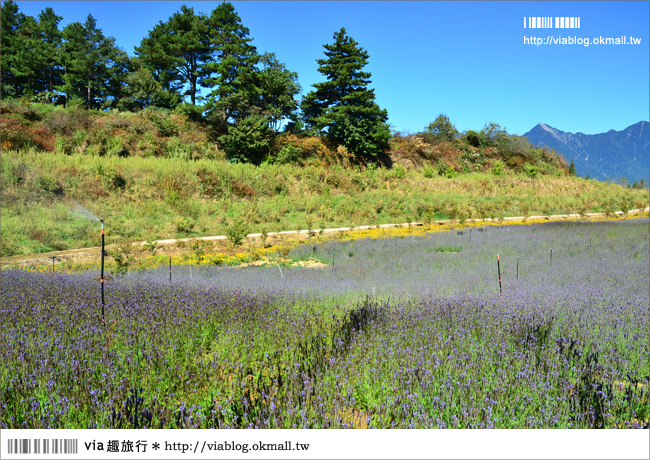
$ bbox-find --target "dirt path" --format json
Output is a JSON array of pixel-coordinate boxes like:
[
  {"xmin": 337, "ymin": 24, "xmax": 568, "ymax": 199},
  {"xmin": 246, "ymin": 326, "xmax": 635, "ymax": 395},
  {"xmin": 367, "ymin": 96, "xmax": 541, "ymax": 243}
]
[{"xmin": 2, "ymin": 208, "xmax": 648, "ymax": 267}]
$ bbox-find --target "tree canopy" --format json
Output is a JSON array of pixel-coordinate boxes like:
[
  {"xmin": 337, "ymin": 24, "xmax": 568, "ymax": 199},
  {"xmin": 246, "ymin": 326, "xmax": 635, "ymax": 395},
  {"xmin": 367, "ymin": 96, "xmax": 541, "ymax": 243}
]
[
  {"xmin": 301, "ymin": 28, "xmax": 390, "ymax": 160},
  {"xmin": 135, "ymin": 5, "xmax": 211, "ymax": 106},
  {"xmin": 425, "ymin": 114, "xmax": 458, "ymax": 142},
  {"xmin": 58, "ymin": 15, "xmax": 129, "ymax": 109},
  {"xmin": 1, "ymin": 2, "xmax": 400, "ymax": 165}
]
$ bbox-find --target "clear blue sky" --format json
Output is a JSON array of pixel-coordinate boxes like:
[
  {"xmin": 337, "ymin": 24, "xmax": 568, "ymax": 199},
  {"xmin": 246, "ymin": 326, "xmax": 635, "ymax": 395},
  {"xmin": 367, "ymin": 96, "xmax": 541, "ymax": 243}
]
[{"xmin": 12, "ymin": 1, "xmax": 650, "ymax": 135}]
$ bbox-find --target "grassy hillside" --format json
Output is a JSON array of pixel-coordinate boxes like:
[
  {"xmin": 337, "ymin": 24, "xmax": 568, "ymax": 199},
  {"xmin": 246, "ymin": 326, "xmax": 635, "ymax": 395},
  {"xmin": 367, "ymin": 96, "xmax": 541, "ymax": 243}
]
[
  {"xmin": 2, "ymin": 149, "xmax": 647, "ymax": 257},
  {"xmin": 1, "ymin": 101, "xmax": 648, "ymax": 257}
]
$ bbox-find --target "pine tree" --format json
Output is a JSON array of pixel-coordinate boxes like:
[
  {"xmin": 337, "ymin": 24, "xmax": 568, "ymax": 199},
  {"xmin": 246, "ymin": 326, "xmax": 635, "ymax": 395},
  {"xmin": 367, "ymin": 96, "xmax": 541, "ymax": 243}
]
[
  {"xmin": 116, "ymin": 57, "xmax": 180, "ymax": 111},
  {"xmin": 204, "ymin": 1, "xmax": 259, "ymax": 131},
  {"xmin": 1, "ymin": 3, "xmax": 63, "ymax": 102},
  {"xmin": 203, "ymin": 2, "xmax": 300, "ymax": 163},
  {"xmin": 255, "ymin": 52, "xmax": 301, "ymax": 132},
  {"xmin": 16, "ymin": 7, "xmax": 64, "ymax": 101},
  {"xmin": 58, "ymin": 15, "xmax": 128, "ymax": 109},
  {"xmin": 1, "ymin": 1, "xmax": 27, "ymax": 98},
  {"xmin": 301, "ymin": 28, "xmax": 390, "ymax": 160},
  {"xmin": 569, "ymin": 160, "xmax": 577, "ymax": 177},
  {"xmin": 34, "ymin": 8, "xmax": 64, "ymax": 101},
  {"xmin": 135, "ymin": 5, "xmax": 211, "ymax": 106},
  {"xmin": 11, "ymin": 14, "xmax": 40, "ymax": 95}
]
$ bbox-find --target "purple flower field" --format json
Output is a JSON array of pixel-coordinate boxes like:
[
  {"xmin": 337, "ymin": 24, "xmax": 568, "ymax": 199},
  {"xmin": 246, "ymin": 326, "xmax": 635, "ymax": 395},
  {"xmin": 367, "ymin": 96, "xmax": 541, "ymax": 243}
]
[{"xmin": 1, "ymin": 219, "xmax": 648, "ymax": 428}]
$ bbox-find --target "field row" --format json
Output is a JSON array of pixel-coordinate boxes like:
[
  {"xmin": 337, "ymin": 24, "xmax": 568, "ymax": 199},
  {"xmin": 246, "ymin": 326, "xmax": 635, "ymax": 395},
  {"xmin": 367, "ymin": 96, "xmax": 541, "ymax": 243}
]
[{"xmin": 1, "ymin": 219, "xmax": 648, "ymax": 428}]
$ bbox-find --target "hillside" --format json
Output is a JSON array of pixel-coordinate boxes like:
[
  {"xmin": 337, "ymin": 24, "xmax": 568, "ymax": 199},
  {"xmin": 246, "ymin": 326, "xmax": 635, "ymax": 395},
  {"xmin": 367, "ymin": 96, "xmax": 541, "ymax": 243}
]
[
  {"xmin": 1, "ymin": 100, "xmax": 570, "ymax": 174},
  {"xmin": 2, "ymin": 153, "xmax": 647, "ymax": 258},
  {"xmin": 1, "ymin": 101, "xmax": 648, "ymax": 257},
  {"xmin": 524, "ymin": 121, "xmax": 650, "ymax": 184}
]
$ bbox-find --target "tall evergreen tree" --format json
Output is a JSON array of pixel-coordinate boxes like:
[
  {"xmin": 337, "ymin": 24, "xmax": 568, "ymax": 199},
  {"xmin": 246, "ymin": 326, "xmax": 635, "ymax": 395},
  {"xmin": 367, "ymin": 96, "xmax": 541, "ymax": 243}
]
[
  {"xmin": 569, "ymin": 160, "xmax": 577, "ymax": 177},
  {"xmin": 116, "ymin": 57, "xmax": 180, "ymax": 111},
  {"xmin": 135, "ymin": 5, "xmax": 210, "ymax": 106},
  {"xmin": 1, "ymin": 3, "xmax": 63, "ymax": 101},
  {"xmin": 34, "ymin": 8, "xmax": 64, "ymax": 100},
  {"xmin": 1, "ymin": 1, "xmax": 27, "ymax": 98},
  {"xmin": 204, "ymin": 1, "xmax": 259, "ymax": 131},
  {"xmin": 58, "ymin": 15, "xmax": 128, "ymax": 109},
  {"xmin": 203, "ymin": 2, "xmax": 299, "ymax": 163},
  {"xmin": 255, "ymin": 52, "xmax": 301, "ymax": 132},
  {"xmin": 16, "ymin": 7, "xmax": 64, "ymax": 101},
  {"xmin": 11, "ymin": 14, "xmax": 40, "ymax": 95},
  {"xmin": 301, "ymin": 28, "xmax": 390, "ymax": 159}
]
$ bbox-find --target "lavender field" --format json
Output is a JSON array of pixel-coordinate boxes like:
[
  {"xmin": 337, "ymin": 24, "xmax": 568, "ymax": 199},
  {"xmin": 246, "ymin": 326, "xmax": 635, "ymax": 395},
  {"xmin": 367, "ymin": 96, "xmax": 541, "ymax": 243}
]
[{"xmin": 1, "ymin": 219, "xmax": 648, "ymax": 428}]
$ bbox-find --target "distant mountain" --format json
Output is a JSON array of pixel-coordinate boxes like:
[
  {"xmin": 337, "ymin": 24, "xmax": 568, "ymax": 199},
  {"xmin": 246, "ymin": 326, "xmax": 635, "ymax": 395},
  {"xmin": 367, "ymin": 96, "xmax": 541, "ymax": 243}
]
[{"xmin": 523, "ymin": 121, "xmax": 649, "ymax": 184}]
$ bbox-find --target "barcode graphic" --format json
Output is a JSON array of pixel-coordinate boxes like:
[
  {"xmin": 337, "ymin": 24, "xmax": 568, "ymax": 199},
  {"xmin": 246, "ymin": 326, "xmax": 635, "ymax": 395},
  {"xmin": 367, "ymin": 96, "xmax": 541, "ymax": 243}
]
[
  {"xmin": 7, "ymin": 439, "xmax": 78, "ymax": 455},
  {"xmin": 524, "ymin": 17, "xmax": 581, "ymax": 28}
]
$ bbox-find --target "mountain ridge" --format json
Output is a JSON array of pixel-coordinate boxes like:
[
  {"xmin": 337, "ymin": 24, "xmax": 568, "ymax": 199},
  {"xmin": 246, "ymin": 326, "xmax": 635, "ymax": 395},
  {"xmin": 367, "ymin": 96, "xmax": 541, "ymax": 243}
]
[{"xmin": 523, "ymin": 121, "xmax": 649, "ymax": 183}]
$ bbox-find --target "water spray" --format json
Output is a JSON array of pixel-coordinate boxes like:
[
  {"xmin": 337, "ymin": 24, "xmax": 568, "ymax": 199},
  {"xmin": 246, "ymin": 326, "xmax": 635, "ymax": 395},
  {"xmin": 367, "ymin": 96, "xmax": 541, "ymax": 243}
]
[{"xmin": 68, "ymin": 202, "xmax": 106, "ymax": 322}]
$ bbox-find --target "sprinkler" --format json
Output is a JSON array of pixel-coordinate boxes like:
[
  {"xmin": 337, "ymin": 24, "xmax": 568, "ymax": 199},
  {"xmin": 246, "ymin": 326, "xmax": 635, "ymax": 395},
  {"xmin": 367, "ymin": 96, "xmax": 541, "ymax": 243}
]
[
  {"xmin": 69, "ymin": 201, "xmax": 106, "ymax": 321},
  {"xmin": 100, "ymin": 219, "xmax": 105, "ymax": 322},
  {"xmin": 497, "ymin": 254, "xmax": 503, "ymax": 298},
  {"xmin": 516, "ymin": 256, "xmax": 519, "ymax": 279}
]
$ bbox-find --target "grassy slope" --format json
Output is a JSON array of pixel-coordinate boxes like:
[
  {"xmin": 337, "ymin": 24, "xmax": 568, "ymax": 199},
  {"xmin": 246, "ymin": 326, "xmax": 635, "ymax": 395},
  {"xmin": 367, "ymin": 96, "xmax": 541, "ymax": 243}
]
[
  {"xmin": 1, "ymin": 101, "xmax": 648, "ymax": 256},
  {"xmin": 2, "ymin": 148, "xmax": 648, "ymax": 257}
]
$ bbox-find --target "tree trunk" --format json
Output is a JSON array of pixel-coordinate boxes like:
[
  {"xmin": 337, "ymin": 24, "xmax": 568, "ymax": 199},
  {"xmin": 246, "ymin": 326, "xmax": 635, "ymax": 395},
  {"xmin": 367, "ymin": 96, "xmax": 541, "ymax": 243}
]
[{"xmin": 63, "ymin": 66, "xmax": 68, "ymax": 107}]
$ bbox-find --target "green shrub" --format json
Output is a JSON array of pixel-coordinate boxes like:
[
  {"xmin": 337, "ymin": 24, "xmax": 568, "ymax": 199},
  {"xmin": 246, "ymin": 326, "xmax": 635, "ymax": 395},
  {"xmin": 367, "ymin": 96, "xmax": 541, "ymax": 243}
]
[
  {"xmin": 480, "ymin": 122, "xmax": 508, "ymax": 146},
  {"xmin": 54, "ymin": 137, "xmax": 73, "ymax": 155},
  {"xmin": 173, "ymin": 102, "xmax": 204, "ymax": 122},
  {"xmin": 224, "ymin": 219, "xmax": 250, "ymax": 248},
  {"xmin": 437, "ymin": 163, "xmax": 457, "ymax": 179},
  {"xmin": 392, "ymin": 166, "xmax": 406, "ymax": 179},
  {"xmin": 459, "ymin": 148, "xmax": 486, "ymax": 169},
  {"xmin": 165, "ymin": 137, "xmax": 193, "ymax": 160},
  {"xmin": 219, "ymin": 115, "xmax": 273, "ymax": 165},
  {"xmin": 463, "ymin": 130, "xmax": 485, "ymax": 148},
  {"xmin": 105, "ymin": 135, "xmax": 129, "ymax": 157},
  {"xmin": 143, "ymin": 108, "xmax": 179, "ymax": 137},
  {"xmin": 492, "ymin": 160, "xmax": 505, "ymax": 176},
  {"xmin": 422, "ymin": 164, "xmax": 436, "ymax": 178},
  {"xmin": 524, "ymin": 162, "xmax": 539, "ymax": 178},
  {"xmin": 109, "ymin": 242, "xmax": 135, "ymax": 276},
  {"xmin": 174, "ymin": 217, "xmax": 196, "ymax": 235},
  {"xmin": 272, "ymin": 145, "xmax": 304, "ymax": 165},
  {"xmin": 38, "ymin": 174, "xmax": 64, "ymax": 195},
  {"xmin": 140, "ymin": 132, "xmax": 160, "ymax": 157}
]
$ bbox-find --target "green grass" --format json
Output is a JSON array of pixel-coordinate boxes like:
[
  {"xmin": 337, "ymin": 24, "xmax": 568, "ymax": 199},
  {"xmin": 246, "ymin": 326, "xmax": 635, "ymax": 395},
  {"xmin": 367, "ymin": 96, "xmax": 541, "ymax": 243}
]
[{"xmin": 2, "ymin": 149, "xmax": 648, "ymax": 257}]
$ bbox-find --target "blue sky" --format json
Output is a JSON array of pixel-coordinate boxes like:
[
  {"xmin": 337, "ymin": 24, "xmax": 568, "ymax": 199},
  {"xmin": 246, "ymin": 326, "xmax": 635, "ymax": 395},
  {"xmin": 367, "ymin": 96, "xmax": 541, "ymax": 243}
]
[{"xmin": 12, "ymin": 1, "xmax": 650, "ymax": 135}]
